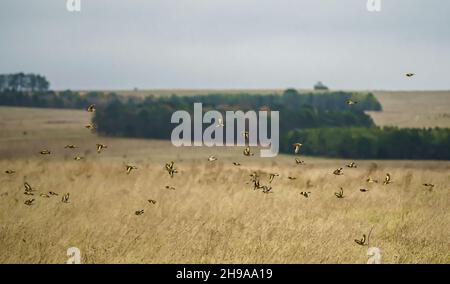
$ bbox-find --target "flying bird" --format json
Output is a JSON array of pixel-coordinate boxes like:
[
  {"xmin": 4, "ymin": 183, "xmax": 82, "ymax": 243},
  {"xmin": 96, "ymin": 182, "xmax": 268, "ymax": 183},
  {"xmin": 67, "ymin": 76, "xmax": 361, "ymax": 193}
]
[
  {"xmin": 40, "ymin": 150, "xmax": 51, "ymax": 155},
  {"xmin": 300, "ymin": 191, "xmax": 311, "ymax": 198},
  {"xmin": 346, "ymin": 162, "xmax": 357, "ymax": 168},
  {"xmin": 85, "ymin": 123, "xmax": 96, "ymax": 130},
  {"xmin": 292, "ymin": 143, "xmax": 302, "ymax": 154},
  {"xmin": 74, "ymin": 156, "xmax": 83, "ymax": 161},
  {"xmin": 165, "ymin": 185, "xmax": 176, "ymax": 190},
  {"xmin": 87, "ymin": 104, "xmax": 96, "ymax": 112},
  {"xmin": 366, "ymin": 176, "xmax": 378, "ymax": 183},
  {"xmin": 208, "ymin": 155, "xmax": 217, "ymax": 162},
  {"xmin": 5, "ymin": 170, "xmax": 15, "ymax": 174},
  {"xmin": 288, "ymin": 176, "xmax": 297, "ymax": 180},
  {"xmin": 268, "ymin": 173, "xmax": 279, "ymax": 183},
  {"xmin": 346, "ymin": 100, "xmax": 358, "ymax": 105},
  {"xmin": 383, "ymin": 173, "xmax": 392, "ymax": 185},
  {"xmin": 423, "ymin": 183, "xmax": 435, "ymax": 191},
  {"xmin": 126, "ymin": 165, "xmax": 137, "ymax": 174},
  {"xmin": 24, "ymin": 199, "xmax": 35, "ymax": 206},
  {"xmin": 96, "ymin": 144, "xmax": 107, "ymax": 153},
  {"xmin": 333, "ymin": 168, "xmax": 344, "ymax": 176},
  {"xmin": 295, "ymin": 158, "xmax": 305, "ymax": 165},
  {"xmin": 335, "ymin": 187, "xmax": 344, "ymax": 198},
  {"xmin": 354, "ymin": 234, "xmax": 367, "ymax": 246},
  {"xmin": 243, "ymin": 146, "xmax": 254, "ymax": 156},
  {"xmin": 135, "ymin": 210, "xmax": 144, "ymax": 215},
  {"xmin": 360, "ymin": 188, "xmax": 369, "ymax": 192},
  {"xmin": 165, "ymin": 161, "xmax": 178, "ymax": 178},
  {"xmin": 49, "ymin": 191, "xmax": 58, "ymax": 196},
  {"xmin": 24, "ymin": 182, "xmax": 34, "ymax": 193},
  {"xmin": 261, "ymin": 186, "xmax": 272, "ymax": 194},
  {"xmin": 64, "ymin": 145, "xmax": 77, "ymax": 149},
  {"xmin": 406, "ymin": 73, "xmax": 415, "ymax": 77},
  {"xmin": 232, "ymin": 162, "xmax": 241, "ymax": 166},
  {"xmin": 216, "ymin": 118, "xmax": 224, "ymax": 127},
  {"xmin": 61, "ymin": 193, "xmax": 70, "ymax": 203},
  {"xmin": 148, "ymin": 199, "xmax": 157, "ymax": 204}
]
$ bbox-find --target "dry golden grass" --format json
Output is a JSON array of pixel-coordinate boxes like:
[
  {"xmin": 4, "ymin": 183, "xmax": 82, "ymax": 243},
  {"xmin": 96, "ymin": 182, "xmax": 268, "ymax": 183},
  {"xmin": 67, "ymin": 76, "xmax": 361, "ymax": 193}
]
[{"xmin": 0, "ymin": 106, "xmax": 449, "ymax": 264}]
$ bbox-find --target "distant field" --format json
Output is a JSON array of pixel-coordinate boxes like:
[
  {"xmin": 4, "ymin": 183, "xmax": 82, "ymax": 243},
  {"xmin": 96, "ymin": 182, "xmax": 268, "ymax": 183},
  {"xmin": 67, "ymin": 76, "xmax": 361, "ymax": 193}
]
[
  {"xmin": 0, "ymin": 106, "xmax": 449, "ymax": 263},
  {"xmin": 368, "ymin": 91, "xmax": 450, "ymax": 128}
]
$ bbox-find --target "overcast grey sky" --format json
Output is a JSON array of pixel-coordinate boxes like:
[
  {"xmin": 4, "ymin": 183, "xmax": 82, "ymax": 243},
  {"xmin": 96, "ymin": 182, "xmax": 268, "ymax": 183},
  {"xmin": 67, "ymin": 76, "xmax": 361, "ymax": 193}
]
[{"xmin": 0, "ymin": 0, "xmax": 449, "ymax": 90}]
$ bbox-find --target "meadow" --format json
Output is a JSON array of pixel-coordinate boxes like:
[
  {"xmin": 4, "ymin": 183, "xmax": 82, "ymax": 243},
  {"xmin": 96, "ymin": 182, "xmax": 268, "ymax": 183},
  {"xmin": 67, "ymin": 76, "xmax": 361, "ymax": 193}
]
[{"xmin": 0, "ymin": 93, "xmax": 449, "ymax": 263}]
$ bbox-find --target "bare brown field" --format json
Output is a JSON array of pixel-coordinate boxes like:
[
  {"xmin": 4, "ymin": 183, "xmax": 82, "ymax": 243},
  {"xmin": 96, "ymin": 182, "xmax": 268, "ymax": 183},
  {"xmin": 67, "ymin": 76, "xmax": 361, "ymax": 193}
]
[
  {"xmin": 368, "ymin": 91, "xmax": 450, "ymax": 128},
  {"xmin": 0, "ymin": 106, "xmax": 449, "ymax": 263}
]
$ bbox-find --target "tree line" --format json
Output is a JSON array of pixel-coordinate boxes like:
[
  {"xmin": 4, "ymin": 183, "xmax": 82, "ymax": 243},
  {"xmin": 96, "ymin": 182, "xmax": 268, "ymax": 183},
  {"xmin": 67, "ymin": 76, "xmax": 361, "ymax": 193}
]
[
  {"xmin": 283, "ymin": 127, "xmax": 450, "ymax": 160},
  {"xmin": 2, "ymin": 75, "xmax": 449, "ymax": 160},
  {"xmin": 0, "ymin": 73, "xmax": 50, "ymax": 92}
]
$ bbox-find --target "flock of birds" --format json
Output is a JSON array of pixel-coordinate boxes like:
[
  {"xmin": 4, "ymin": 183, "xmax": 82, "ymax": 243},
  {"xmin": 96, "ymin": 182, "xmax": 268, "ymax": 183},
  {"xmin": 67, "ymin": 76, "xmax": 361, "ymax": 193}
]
[{"xmin": 5, "ymin": 73, "xmax": 438, "ymax": 248}]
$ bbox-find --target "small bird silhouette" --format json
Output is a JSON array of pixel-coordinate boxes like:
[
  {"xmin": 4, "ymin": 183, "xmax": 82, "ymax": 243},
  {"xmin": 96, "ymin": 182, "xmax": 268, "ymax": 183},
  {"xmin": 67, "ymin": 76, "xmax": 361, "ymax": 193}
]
[
  {"xmin": 346, "ymin": 99, "xmax": 357, "ymax": 105},
  {"xmin": 148, "ymin": 199, "xmax": 157, "ymax": 204},
  {"xmin": 74, "ymin": 156, "xmax": 83, "ymax": 161},
  {"xmin": 216, "ymin": 118, "xmax": 224, "ymax": 127},
  {"xmin": 96, "ymin": 144, "xmax": 107, "ymax": 153},
  {"xmin": 423, "ymin": 183, "xmax": 435, "ymax": 191},
  {"xmin": 295, "ymin": 158, "xmax": 305, "ymax": 165},
  {"xmin": 165, "ymin": 161, "xmax": 178, "ymax": 178},
  {"xmin": 366, "ymin": 176, "xmax": 378, "ymax": 183},
  {"xmin": 40, "ymin": 150, "xmax": 51, "ymax": 155},
  {"xmin": 288, "ymin": 176, "xmax": 297, "ymax": 180},
  {"xmin": 232, "ymin": 162, "xmax": 241, "ymax": 166},
  {"xmin": 300, "ymin": 191, "xmax": 311, "ymax": 198},
  {"xmin": 292, "ymin": 143, "xmax": 302, "ymax": 154},
  {"xmin": 252, "ymin": 179, "xmax": 262, "ymax": 191},
  {"xmin": 85, "ymin": 123, "xmax": 96, "ymax": 130},
  {"xmin": 135, "ymin": 209, "xmax": 144, "ymax": 215},
  {"xmin": 333, "ymin": 168, "xmax": 344, "ymax": 175},
  {"xmin": 61, "ymin": 193, "xmax": 70, "ymax": 203},
  {"xmin": 24, "ymin": 182, "xmax": 34, "ymax": 193},
  {"xmin": 126, "ymin": 165, "xmax": 137, "ymax": 174},
  {"xmin": 87, "ymin": 104, "xmax": 96, "ymax": 112},
  {"xmin": 5, "ymin": 170, "xmax": 15, "ymax": 174},
  {"xmin": 268, "ymin": 173, "xmax": 279, "ymax": 183},
  {"xmin": 64, "ymin": 145, "xmax": 77, "ymax": 149},
  {"xmin": 406, "ymin": 73, "xmax": 415, "ymax": 77},
  {"xmin": 208, "ymin": 155, "xmax": 217, "ymax": 162},
  {"xmin": 335, "ymin": 187, "xmax": 344, "ymax": 198},
  {"xmin": 360, "ymin": 188, "xmax": 369, "ymax": 192},
  {"xmin": 383, "ymin": 173, "xmax": 392, "ymax": 185},
  {"xmin": 24, "ymin": 199, "xmax": 35, "ymax": 206},
  {"xmin": 49, "ymin": 191, "xmax": 58, "ymax": 196},
  {"xmin": 355, "ymin": 234, "xmax": 367, "ymax": 246},
  {"xmin": 243, "ymin": 146, "xmax": 254, "ymax": 156},
  {"xmin": 261, "ymin": 185, "xmax": 272, "ymax": 194},
  {"xmin": 346, "ymin": 162, "xmax": 357, "ymax": 168},
  {"xmin": 249, "ymin": 172, "xmax": 259, "ymax": 182},
  {"xmin": 165, "ymin": 185, "xmax": 176, "ymax": 190}
]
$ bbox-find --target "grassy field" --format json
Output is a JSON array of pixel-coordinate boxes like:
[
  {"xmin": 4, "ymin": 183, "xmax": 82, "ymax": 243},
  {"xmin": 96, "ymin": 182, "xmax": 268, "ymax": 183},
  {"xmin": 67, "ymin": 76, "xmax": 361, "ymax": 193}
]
[{"xmin": 0, "ymin": 105, "xmax": 449, "ymax": 263}]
